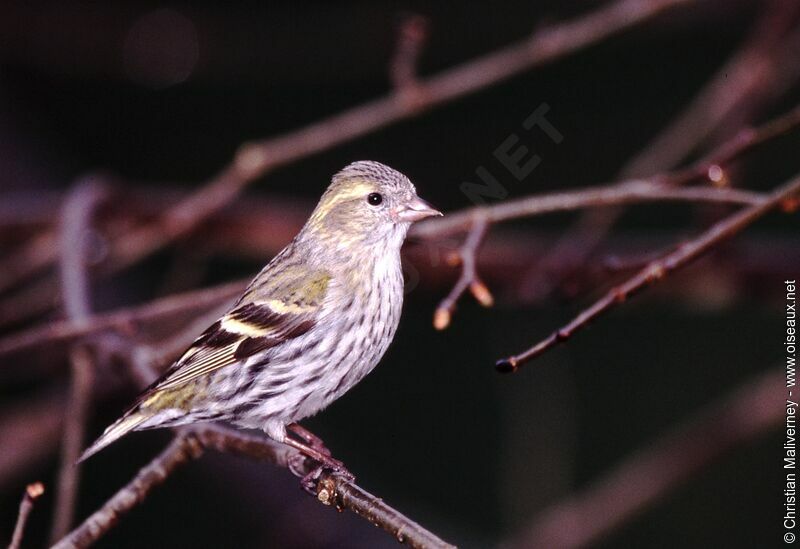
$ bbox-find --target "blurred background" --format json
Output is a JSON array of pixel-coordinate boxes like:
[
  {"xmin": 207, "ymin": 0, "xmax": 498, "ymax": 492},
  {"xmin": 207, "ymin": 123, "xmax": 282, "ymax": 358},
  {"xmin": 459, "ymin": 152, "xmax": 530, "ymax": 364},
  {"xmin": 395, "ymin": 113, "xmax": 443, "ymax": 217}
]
[{"xmin": 1, "ymin": 0, "xmax": 799, "ymax": 547}]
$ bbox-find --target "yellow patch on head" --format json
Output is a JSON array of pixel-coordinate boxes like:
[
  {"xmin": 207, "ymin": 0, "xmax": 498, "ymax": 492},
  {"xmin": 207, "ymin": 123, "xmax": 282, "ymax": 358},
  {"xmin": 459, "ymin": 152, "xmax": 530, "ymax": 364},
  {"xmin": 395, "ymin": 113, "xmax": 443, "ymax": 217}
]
[{"xmin": 312, "ymin": 180, "xmax": 375, "ymax": 220}]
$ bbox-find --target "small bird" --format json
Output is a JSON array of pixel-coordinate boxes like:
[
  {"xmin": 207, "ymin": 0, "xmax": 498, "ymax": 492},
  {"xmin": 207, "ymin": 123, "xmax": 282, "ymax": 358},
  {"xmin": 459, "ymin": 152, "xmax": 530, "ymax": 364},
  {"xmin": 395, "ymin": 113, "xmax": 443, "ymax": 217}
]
[{"xmin": 80, "ymin": 161, "xmax": 441, "ymax": 480}]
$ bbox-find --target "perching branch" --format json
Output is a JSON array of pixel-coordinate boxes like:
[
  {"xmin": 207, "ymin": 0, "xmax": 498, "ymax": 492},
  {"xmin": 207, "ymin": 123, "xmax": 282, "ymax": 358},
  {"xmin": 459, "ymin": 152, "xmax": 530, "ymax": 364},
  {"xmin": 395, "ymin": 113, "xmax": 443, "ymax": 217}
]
[
  {"xmin": 53, "ymin": 426, "xmax": 456, "ymax": 549},
  {"xmin": 496, "ymin": 173, "xmax": 800, "ymax": 372},
  {"xmin": 51, "ymin": 432, "xmax": 204, "ymax": 549},
  {"xmin": 8, "ymin": 482, "xmax": 45, "ymax": 549}
]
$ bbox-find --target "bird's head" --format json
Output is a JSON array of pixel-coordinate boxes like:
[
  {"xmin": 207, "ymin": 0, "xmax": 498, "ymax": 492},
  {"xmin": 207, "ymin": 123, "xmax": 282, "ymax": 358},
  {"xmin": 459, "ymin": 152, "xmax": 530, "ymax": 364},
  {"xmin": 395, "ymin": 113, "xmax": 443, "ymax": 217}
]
[{"xmin": 303, "ymin": 161, "xmax": 441, "ymax": 248}]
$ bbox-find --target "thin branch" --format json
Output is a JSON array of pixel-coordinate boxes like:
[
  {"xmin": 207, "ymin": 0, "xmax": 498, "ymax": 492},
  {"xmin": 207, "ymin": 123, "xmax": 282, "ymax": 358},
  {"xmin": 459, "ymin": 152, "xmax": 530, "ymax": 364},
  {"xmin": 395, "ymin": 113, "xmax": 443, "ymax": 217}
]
[
  {"xmin": 390, "ymin": 14, "xmax": 429, "ymax": 90},
  {"xmin": 104, "ymin": 0, "xmax": 695, "ymax": 272},
  {"xmin": 54, "ymin": 319, "xmax": 456, "ymax": 548},
  {"xmin": 510, "ymin": 369, "xmax": 784, "ymax": 548},
  {"xmin": 413, "ymin": 182, "xmax": 765, "ymax": 239},
  {"xmin": 622, "ymin": 0, "xmax": 800, "ymax": 176},
  {"xmin": 496, "ymin": 173, "xmax": 800, "ymax": 372},
  {"xmin": 8, "ymin": 482, "xmax": 45, "ymax": 549},
  {"xmin": 51, "ymin": 433, "xmax": 203, "ymax": 549},
  {"xmin": 0, "ymin": 186, "xmax": 775, "ymax": 365},
  {"xmin": 416, "ymin": 102, "xmax": 800, "ymax": 240},
  {"xmin": 49, "ymin": 346, "xmax": 95, "ymax": 543},
  {"xmin": 0, "ymin": 279, "xmax": 245, "ymax": 359},
  {"xmin": 0, "ymin": 185, "xmax": 765, "ymax": 361},
  {"xmin": 50, "ymin": 179, "xmax": 108, "ymax": 542},
  {"xmin": 433, "ymin": 214, "xmax": 493, "ymax": 330},
  {"xmin": 668, "ymin": 103, "xmax": 800, "ymax": 187},
  {"xmin": 522, "ymin": 0, "xmax": 800, "ymax": 300},
  {"xmin": 53, "ymin": 426, "xmax": 455, "ymax": 549},
  {"xmin": 0, "ymin": 232, "xmax": 57, "ymax": 295},
  {"xmin": 57, "ymin": 179, "xmax": 107, "ymax": 321}
]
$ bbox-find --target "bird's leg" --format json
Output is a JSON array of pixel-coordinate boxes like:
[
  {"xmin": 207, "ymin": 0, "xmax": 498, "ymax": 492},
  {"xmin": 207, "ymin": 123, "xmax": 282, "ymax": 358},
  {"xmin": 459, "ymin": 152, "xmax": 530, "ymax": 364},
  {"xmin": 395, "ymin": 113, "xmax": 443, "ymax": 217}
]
[
  {"xmin": 283, "ymin": 436, "xmax": 354, "ymax": 495},
  {"xmin": 288, "ymin": 423, "xmax": 331, "ymax": 456}
]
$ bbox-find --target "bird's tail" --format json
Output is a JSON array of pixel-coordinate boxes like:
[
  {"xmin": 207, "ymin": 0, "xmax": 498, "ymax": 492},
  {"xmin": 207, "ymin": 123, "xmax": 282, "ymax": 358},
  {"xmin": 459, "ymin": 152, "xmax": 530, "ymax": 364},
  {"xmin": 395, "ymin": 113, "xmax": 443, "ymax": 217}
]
[{"xmin": 78, "ymin": 411, "xmax": 148, "ymax": 463}]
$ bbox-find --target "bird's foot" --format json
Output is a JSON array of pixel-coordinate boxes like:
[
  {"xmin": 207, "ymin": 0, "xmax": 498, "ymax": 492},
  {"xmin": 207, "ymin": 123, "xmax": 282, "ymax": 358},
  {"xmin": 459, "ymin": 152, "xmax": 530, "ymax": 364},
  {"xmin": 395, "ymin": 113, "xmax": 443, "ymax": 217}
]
[
  {"xmin": 299, "ymin": 457, "xmax": 355, "ymax": 496},
  {"xmin": 288, "ymin": 452, "xmax": 354, "ymax": 496},
  {"xmin": 288, "ymin": 423, "xmax": 332, "ymax": 457},
  {"xmin": 283, "ymin": 428, "xmax": 354, "ymax": 495}
]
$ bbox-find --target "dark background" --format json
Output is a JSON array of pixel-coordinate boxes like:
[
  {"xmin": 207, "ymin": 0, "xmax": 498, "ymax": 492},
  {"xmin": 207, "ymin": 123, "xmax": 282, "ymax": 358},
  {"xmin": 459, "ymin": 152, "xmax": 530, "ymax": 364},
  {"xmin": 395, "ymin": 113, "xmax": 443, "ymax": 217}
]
[{"xmin": 0, "ymin": 1, "xmax": 797, "ymax": 547}]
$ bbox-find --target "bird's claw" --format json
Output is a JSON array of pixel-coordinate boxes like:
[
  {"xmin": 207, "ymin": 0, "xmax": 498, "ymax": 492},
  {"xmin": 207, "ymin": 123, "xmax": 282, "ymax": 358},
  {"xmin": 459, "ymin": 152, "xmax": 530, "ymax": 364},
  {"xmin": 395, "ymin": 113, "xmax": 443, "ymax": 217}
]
[{"xmin": 296, "ymin": 458, "xmax": 355, "ymax": 496}]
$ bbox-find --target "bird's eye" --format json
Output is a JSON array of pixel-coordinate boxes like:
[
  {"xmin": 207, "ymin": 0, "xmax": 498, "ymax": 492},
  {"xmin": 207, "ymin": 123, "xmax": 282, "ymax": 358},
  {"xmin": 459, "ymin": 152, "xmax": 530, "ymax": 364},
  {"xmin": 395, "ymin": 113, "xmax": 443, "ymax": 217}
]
[{"xmin": 367, "ymin": 192, "xmax": 383, "ymax": 206}]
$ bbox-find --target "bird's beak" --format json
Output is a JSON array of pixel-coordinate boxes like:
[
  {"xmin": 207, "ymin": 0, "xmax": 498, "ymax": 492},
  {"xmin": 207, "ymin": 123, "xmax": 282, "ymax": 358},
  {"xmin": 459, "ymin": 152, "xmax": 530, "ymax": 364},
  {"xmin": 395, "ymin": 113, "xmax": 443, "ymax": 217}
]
[{"xmin": 395, "ymin": 196, "xmax": 443, "ymax": 222}]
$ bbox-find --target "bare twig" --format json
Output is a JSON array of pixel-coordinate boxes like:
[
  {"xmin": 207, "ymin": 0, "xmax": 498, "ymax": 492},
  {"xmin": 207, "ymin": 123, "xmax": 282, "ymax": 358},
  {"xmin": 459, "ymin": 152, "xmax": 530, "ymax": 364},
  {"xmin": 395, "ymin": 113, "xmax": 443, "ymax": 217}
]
[
  {"xmin": 510, "ymin": 369, "xmax": 783, "ymax": 548},
  {"xmin": 422, "ymin": 104, "xmax": 800, "ymax": 328},
  {"xmin": 54, "ymin": 314, "xmax": 455, "ymax": 548},
  {"xmin": 667, "ymin": 104, "xmax": 800, "ymax": 187},
  {"xmin": 53, "ymin": 426, "xmax": 455, "ymax": 549},
  {"xmin": 0, "ymin": 232, "xmax": 57, "ymax": 295},
  {"xmin": 496, "ymin": 173, "xmax": 800, "ymax": 372},
  {"xmin": 104, "ymin": 0, "xmax": 695, "ymax": 272},
  {"xmin": 621, "ymin": 0, "xmax": 800, "ymax": 176},
  {"xmin": 0, "ymin": 184, "xmax": 773, "ymax": 362},
  {"xmin": 0, "ymin": 184, "xmax": 765, "ymax": 361},
  {"xmin": 414, "ymin": 182, "xmax": 765, "ymax": 239},
  {"xmin": 8, "ymin": 482, "xmax": 45, "ymax": 549},
  {"xmin": 50, "ymin": 180, "xmax": 108, "ymax": 542},
  {"xmin": 51, "ymin": 433, "xmax": 203, "ymax": 549},
  {"xmin": 418, "ymin": 101, "xmax": 799, "ymax": 240},
  {"xmin": 58, "ymin": 179, "xmax": 107, "ymax": 321},
  {"xmin": 49, "ymin": 346, "xmax": 95, "ymax": 543},
  {"xmin": 0, "ymin": 279, "xmax": 245, "ymax": 359},
  {"xmin": 523, "ymin": 0, "xmax": 800, "ymax": 301},
  {"xmin": 433, "ymin": 214, "xmax": 493, "ymax": 330},
  {"xmin": 390, "ymin": 14, "xmax": 429, "ymax": 90}
]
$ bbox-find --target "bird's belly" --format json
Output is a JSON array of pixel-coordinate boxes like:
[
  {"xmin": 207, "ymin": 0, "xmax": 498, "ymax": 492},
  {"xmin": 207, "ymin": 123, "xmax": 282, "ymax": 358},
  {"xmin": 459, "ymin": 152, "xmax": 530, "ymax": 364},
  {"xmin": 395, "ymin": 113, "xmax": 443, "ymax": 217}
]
[{"xmin": 228, "ymin": 276, "xmax": 403, "ymax": 426}]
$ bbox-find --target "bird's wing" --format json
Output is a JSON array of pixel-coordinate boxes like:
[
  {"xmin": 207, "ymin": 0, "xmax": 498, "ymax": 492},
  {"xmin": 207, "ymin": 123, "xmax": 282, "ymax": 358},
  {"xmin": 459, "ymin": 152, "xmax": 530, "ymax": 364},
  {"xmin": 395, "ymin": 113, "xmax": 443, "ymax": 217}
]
[
  {"xmin": 151, "ymin": 267, "xmax": 331, "ymax": 392},
  {"xmin": 78, "ymin": 267, "xmax": 332, "ymax": 462}
]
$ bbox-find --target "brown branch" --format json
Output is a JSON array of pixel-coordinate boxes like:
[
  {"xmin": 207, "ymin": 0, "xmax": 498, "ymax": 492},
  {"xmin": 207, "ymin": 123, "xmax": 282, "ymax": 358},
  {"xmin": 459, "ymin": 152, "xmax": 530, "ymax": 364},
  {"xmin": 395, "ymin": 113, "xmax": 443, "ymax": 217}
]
[
  {"xmin": 622, "ymin": 0, "xmax": 800, "ymax": 176},
  {"xmin": 0, "ymin": 231, "xmax": 57, "ymax": 295},
  {"xmin": 53, "ymin": 426, "xmax": 456, "ymax": 549},
  {"xmin": 8, "ymin": 482, "xmax": 45, "ymax": 549},
  {"xmin": 52, "ymin": 319, "xmax": 456, "ymax": 548},
  {"xmin": 390, "ymin": 14, "xmax": 429, "ymax": 90},
  {"xmin": 49, "ymin": 346, "xmax": 95, "ymax": 543},
  {"xmin": 413, "ymin": 182, "xmax": 765, "ymax": 239},
  {"xmin": 0, "ymin": 184, "xmax": 765, "ymax": 362},
  {"xmin": 0, "ymin": 393, "xmax": 65, "ymax": 490},
  {"xmin": 415, "ymin": 102, "xmax": 800, "ymax": 241},
  {"xmin": 433, "ymin": 214, "xmax": 493, "ymax": 330},
  {"xmin": 0, "ymin": 279, "xmax": 245, "ymax": 359},
  {"xmin": 420, "ymin": 104, "xmax": 800, "ymax": 329},
  {"xmin": 103, "ymin": 0, "xmax": 695, "ymax": 272},
  {"xmin": 496, "ymin": 172, "xmax": 800, "ymax": 372},
  {"xmin": 50, "ymin": 432, "xmax": 203, "ymax": 549},
  {"xmin": 49, "ymin": 181, "xmax": 108, "ymax": 542},
  {"xmin": 668, "ymin": 103, "xmax": 800, "ymax": 187},
  {"xmin": 57, "ymin": 179, "xmax": 108, "ymax": 321},
  {"xmin": 510, "ymin": 369, "xmax": 784, "ymax": 548},
  {"xmin": 522, "ymin": 0, "xmax": 800, "ymax": 301}
]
